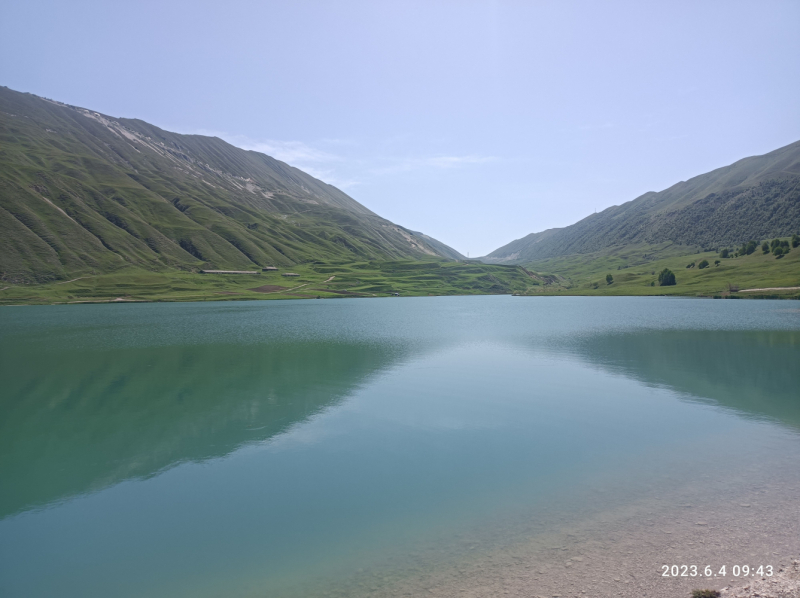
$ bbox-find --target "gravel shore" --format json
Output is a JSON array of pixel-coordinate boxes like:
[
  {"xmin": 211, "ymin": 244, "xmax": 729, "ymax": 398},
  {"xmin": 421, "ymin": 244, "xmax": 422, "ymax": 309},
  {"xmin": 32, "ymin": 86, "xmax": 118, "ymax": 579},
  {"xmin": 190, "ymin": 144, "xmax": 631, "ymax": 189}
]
[
  {"xmin": 721, "ymin": 560, "xmax": 800, "ymax": 598},
  {"xmin": 301, "ymin": 466, "xmax": 800, "ymax": 598}
]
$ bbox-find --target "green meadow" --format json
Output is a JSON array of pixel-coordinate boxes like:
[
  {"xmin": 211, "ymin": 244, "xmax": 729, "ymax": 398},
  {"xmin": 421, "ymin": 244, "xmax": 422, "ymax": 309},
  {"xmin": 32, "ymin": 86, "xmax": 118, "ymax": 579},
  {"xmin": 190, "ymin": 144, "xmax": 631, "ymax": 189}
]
[
  {"xmin": 0, "ymin": 260, "xmax": 538, "ymax": 305},
  {"xmin": 519, "ymin": 236, "xmax": 800, "ymax": 299},
  {"xmin": 3, "ymin": 238, "xmax": 798, "ymax": 305}
]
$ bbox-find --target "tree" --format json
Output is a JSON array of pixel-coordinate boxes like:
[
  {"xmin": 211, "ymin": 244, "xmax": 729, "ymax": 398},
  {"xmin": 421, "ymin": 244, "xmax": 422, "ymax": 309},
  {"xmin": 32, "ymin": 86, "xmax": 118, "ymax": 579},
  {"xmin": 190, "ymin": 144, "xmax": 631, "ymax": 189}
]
[
  {"xmin": 771, "ymin": 238, "xmax": 781, "ymax": 250},
  {"xmin": 606, "ymin": 274, "xmax": 613, "ymax": 285},
  {"xmin": 719, "ymin": 248, "xmax": 729, "ymax": 258},
  {"xmin": 762, "ymin": 242, "xmax": 770, "ymax": 254},
  {"xmin": 773, "ymin": 246, "xmax": 784, "ymax": 258},
  {"xmin": 698, "ymin": 259, "xmax": 709, "ymax": 269},
  {"xmin": 658, "ymin": 268, "xmax": 676, "ymax": 286},
  {"xmin": 793, "ymin": 234, "xmax": 800, "ymax": 248},
  {"xmin": 714, "ymin": 260, "xmax": 720, "ymax": 266}
]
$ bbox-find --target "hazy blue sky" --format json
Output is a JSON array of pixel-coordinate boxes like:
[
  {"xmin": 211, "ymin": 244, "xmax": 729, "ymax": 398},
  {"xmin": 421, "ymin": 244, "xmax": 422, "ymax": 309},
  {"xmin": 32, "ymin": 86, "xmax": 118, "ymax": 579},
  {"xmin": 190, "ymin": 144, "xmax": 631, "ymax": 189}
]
[{"xmin": 2, "ymin": 0, "xmax": 799, "ymax": 255}]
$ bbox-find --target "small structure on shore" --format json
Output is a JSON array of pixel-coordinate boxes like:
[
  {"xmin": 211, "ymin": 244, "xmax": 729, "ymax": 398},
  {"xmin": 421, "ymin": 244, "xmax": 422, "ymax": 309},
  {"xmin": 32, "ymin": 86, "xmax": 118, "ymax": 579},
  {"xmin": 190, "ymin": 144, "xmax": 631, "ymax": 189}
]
[
  {"xmin": 281, "ymin": 273, "xmax": 299, "ymax": 277},
  {"xmin": 262, "ymin": 267, "xmax": 278, "ymax": 271},
  {"xmin": 200, "ymin": 270, "xmax": 260, "ymax": 275}
]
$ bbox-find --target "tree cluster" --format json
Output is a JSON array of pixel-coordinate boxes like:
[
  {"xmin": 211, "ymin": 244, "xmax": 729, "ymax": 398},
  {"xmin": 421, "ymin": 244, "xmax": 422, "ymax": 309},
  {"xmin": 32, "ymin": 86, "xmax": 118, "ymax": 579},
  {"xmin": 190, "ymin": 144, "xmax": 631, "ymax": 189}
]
[
  {"xmin": 718, "ymin": 235, "xmax": 796, "ymax": 259},
  {"xmin": 658, "ymin": 268, "xmax": 676, "ymax": 286},
  {"xmin": 770, "ymin": 238, "xmax": 792, "ymax": 259}
]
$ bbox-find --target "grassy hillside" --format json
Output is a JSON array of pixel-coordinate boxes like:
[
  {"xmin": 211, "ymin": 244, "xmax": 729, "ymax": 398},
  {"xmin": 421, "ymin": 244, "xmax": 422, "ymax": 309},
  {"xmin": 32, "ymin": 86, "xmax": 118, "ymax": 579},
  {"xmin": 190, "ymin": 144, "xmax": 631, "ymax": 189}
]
[
  {"xmin": 0, "ymin": 86, "xmax": 462, "ymax": 283},
  {"xmin": 515, "ymin": 236, "xmax": 800, "ymax": 298},
  {"xmin": 0, "ymin": 260, "xmax": 539, "ymax": 305},
  {"xmin": 484, "ymin": 140, "xmax": 800, "ymax": 263}
]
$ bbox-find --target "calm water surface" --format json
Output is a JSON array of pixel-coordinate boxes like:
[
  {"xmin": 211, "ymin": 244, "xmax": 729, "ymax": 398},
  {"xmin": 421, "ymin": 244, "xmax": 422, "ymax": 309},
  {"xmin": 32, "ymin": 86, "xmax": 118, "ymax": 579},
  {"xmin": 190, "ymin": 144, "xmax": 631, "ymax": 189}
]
[{"xmin": 1, "ymin": 297, "xmax": 799, "ymax": 597}]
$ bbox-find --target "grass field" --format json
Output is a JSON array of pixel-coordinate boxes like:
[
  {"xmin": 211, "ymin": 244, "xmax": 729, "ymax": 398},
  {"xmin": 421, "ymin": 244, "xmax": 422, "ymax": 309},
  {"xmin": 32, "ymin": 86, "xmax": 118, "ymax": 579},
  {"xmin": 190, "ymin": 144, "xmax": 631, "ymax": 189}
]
[
  {"xmin": 0, "ymin": 260, "xmax": 539, "ymax": 305},
  {"xmin": 3, "ymin": 239, "xmax": 798, "ymax": 306},
  {"xmin": 517, "ymin": 237, "xmax": 800, "ymax": 299}
]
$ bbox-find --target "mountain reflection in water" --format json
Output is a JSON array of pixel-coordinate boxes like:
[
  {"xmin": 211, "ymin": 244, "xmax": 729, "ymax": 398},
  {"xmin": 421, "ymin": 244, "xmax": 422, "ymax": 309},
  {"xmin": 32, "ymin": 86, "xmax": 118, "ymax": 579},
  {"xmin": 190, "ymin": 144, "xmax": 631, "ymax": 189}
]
[
  {"xmin": 0, "ymin": 340, "xmax": 408, "ymax": 518},
  {"xmin": 558, "ymin": 329, "xmax": 800, "ymax": 430}
]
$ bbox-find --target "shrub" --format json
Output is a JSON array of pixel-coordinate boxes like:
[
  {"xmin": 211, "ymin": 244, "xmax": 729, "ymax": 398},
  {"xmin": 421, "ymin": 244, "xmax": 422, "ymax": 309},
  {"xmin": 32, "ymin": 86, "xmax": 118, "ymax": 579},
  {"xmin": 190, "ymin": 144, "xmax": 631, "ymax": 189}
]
[
  {"xmin": 762, "ymin": 242, "xmax": 770, "ymax": 254},
  {"xmin": 650, "ymin": 281, "xmax": 655, "ymax": 286},
  {"xmin": 793, "ymin": 234, "xmax": 800, "ymax": 248},
  {"xmin": 658, "ymin": 268, "xmax": 676, "ymax": 286},
  {"xmin": 741, "ymin": 240, "xmax": 757, "ymax": 255},
  {"xmin": 691, "ymin": 590, "xmax": 721, "ymax": 598},
  {"xmin": 719, "ymin": 248, "xmax": 729, "ymax": 258},
  {"xmin": 606, "ymin": 274, "xmax": 613, "ymax": 285},
  {"xmin": 773, "ymin": 246, "xmax": 784, "ymax": 257},
  {"xmin": 771, "ymin": 238, "xmax": 781, "ymax": 250},
  {"xmin": 714, "ymin": 260, "xmax": 720, "ymax": 266},
  {"xmin": 687, "ymin": 262, "xmax": 695, "ymax": 268},
  {"xmin": 698, "ymin": 259, "xmax": 709, "ymax": 269}
]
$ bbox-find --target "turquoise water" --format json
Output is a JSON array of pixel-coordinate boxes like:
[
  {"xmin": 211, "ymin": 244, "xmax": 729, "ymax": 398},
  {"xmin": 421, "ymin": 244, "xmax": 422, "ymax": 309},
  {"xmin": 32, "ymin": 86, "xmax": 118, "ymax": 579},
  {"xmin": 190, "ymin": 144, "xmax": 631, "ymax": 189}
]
[{"xmin": 1, "ymin": 296, "xmax": 798, "ymax": 597}]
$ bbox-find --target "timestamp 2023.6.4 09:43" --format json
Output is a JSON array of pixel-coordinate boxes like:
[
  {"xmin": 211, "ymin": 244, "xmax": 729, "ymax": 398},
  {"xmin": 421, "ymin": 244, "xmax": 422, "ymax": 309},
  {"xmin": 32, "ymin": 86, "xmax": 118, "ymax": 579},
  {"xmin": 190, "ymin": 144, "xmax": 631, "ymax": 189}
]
[{"xmin": 661, "ymin": 565, "xmax": 773, "ymax": 578}]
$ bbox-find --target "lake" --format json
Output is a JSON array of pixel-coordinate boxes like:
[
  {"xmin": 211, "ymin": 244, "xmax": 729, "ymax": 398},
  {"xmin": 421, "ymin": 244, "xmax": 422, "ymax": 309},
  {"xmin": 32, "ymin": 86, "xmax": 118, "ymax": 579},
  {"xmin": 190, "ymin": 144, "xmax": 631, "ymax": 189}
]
[{"xmin": 1, "ymin": 296, "xmax": 799, "ymax": 597}]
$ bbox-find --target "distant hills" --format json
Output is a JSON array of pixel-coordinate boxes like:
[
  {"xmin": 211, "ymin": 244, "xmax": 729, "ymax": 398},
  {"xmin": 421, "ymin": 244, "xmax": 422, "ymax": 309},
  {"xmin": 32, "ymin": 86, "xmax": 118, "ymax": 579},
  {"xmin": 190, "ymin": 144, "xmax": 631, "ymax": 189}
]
[
  {"xmin": 0, "ymin": 86, "xmax": 463, "ymax": 283},
  {"xmin": 482, "ymin": 140, "xmax": 800, "ymax": 264}
]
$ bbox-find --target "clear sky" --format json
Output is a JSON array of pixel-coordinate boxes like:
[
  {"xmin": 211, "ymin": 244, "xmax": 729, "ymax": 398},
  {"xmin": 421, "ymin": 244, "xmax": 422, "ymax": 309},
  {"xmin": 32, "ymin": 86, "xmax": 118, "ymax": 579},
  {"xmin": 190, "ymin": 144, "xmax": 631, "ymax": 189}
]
[{"xmin": 2, "ymin": 0, "xmax": 799, "ymax": 256}]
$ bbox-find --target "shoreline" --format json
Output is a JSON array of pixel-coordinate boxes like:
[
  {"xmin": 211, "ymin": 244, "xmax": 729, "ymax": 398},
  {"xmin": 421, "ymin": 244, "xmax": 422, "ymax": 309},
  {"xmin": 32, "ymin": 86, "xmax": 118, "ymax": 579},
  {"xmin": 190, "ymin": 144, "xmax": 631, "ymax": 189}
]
[
  {"xmin": 2, "ymin": 290, "xmax": 800, "ymax": 307},
  {"xmin": 286, "ymin": 458, "xmax": 800, "ymax": 598}
]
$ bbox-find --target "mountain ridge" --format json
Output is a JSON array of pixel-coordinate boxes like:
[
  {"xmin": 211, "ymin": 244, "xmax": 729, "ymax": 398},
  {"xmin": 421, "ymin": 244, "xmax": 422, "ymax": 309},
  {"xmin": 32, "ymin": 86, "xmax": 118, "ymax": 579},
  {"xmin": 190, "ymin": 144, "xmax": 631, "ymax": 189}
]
[
  {"xmin": 482, "ymin": 140, "xmax": 800, "ymax": 264},
  {"xmin": 0, "ymin": 86, "xmax": 463, "ymax": 283}
]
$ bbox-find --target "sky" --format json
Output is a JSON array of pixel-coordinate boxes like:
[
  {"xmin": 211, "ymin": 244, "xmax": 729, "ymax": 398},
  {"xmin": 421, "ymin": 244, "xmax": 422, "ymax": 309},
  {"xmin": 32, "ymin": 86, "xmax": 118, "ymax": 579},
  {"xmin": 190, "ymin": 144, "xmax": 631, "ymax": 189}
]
[{"xmin": 1, "ymin": 1, "xmax": 799, "ymax": 256}]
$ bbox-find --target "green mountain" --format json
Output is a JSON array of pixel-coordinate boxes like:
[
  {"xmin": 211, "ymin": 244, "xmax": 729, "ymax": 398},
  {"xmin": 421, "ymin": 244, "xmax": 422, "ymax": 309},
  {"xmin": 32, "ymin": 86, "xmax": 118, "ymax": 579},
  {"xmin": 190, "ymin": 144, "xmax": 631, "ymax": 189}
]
[
  {"xmin": 0, "ymin": 86, "xmax": 464, "ymax": 283},
  {"xmin": 483, "ymin": 140, "xmax": 800, "ymax": 264}
]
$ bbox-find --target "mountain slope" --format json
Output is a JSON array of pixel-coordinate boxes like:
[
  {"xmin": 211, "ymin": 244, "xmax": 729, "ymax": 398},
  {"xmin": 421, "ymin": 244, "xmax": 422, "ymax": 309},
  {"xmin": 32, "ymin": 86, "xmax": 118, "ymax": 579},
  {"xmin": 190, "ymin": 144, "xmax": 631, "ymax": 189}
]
[
  {"xmin": 409, "ymin": 230, "xmax": 466, "ymax": 260},
  {"xmin": 483, "ymin": 140, "xmax": 800, "ymax": 264},
  {"xmin": 0, "ymin": 86, "xmax": 460, "ymax": 282}
]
